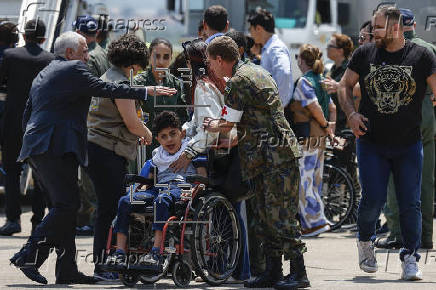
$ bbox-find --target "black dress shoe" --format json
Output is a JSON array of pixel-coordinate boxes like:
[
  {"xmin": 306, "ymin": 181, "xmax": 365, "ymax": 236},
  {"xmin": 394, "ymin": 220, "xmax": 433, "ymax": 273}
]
[
  {"xmin": 10, "ymin": 242, "xmax": 47, "ymax": 284},
  {"xmin": 374, "ymin": 237, "xmax": 402, "ymax": 249},
  {"xmin": 0, "ymin": 220, "xmax": 21, "ymax": 236},
  {"xmin": 20, "ymin": 266, "xmax": 48, "ymax": 284},
  {"xmin": 56, "ymin": 271, "xmax": 99, "ymax": 284}
]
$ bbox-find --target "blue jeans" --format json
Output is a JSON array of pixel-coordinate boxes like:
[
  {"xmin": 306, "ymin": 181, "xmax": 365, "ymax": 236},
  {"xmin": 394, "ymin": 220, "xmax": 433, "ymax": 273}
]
[
  {"xmin": 356, "ymin": 139, "xmax": 422, "ymax": 260},
  {"xmin": 114, "ymin": 183, "xmax": 182, "ymax": 235}
]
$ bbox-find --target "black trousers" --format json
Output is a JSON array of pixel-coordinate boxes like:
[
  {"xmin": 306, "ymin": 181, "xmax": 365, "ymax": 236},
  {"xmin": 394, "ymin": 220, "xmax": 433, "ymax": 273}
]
[
  {"xmin": 29, "ymin": 152, "xmax": 80, "ymax": 281},
  {"xmin": 2, "ymin": 144, "xmax": 48, "ymax": 224},
  {"xmin": 86, "ymin": 142, "xmax": 127, "ymax": 273}
]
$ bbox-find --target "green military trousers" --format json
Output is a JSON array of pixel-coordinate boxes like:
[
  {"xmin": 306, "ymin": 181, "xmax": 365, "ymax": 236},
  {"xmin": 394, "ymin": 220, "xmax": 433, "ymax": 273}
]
[{"xmin": 249, "ymin": 159, "xmax": 306, "ymax": 260}]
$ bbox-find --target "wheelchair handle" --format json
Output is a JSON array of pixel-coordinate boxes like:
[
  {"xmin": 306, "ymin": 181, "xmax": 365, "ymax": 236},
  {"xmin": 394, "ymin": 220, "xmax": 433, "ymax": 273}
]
[{"xmin": 124, "ymin": 174, "xmax": 154, "ymax": 187}]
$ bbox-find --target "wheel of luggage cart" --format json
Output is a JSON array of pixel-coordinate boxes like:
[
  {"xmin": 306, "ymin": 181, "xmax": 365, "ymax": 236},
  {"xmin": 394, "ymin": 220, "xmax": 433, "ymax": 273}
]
[
  {"xmin": 119, "ymin": 271, "xmax": 139, "ymax": 287},
  {"xmin": 190, "ymin": 192, "xmax": 241, "ymax": 285},
  {"xmin": 172, "ymin": 259, "xmax": 192, "ymax": 287}
]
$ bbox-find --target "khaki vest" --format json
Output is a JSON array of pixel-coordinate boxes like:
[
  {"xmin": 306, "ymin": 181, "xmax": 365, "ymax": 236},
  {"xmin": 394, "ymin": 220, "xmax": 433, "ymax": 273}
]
[{"xmin": 87, "ymin": 67, "xmax": 140, "ymax": 160}]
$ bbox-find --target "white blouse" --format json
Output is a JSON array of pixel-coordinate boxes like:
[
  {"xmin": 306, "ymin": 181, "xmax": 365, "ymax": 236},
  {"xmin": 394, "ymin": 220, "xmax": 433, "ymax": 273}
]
[{"xmin": 183, "ymin": 79, "xmax": 235, "ymax": 156}]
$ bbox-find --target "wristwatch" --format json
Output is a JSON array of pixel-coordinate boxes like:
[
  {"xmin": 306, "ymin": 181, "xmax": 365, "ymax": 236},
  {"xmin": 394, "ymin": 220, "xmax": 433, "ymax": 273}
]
[
  {"xmin": 320, "ymin": 122, "xmax": 329, "ymax": 129},
  {"xmin": 184, "ymin": 151, "xmax": 194, "ymax": 160}
]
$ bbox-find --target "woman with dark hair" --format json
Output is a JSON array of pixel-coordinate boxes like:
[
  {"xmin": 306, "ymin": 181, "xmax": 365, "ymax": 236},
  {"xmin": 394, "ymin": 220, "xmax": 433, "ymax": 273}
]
[
  {"xmin": 86, "ymin": 33, "xmax": 154, "ymax": 281},
  {"xmin": 291, "ymin": 44, "xmax": 336, "ymax": 237},
  {"xmin": 134, "ymin": 37, "xmax": 187, "ymax": 157},
  {"xmin": 170, "ymin": 38, "xmax": 227, "ymax": 169}
]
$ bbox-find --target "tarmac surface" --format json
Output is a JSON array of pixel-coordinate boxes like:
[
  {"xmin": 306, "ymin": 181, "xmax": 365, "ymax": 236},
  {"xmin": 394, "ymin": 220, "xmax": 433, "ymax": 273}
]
[{"xmin": 0, "ymin": 208, "xmax": 435, "ymax": 289}]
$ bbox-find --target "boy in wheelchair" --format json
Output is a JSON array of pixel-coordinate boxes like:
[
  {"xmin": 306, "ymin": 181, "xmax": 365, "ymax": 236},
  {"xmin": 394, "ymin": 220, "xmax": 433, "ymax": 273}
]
[{"xmin": 106, "ymin": 111, "xmax": 207, "ymax": 270}]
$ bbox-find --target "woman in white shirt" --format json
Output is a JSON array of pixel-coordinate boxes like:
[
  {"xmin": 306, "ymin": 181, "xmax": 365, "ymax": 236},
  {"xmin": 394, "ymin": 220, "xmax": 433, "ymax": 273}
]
[{"xmin": 170, "ymin": 39, "xmax": 228, "ymax": 172}]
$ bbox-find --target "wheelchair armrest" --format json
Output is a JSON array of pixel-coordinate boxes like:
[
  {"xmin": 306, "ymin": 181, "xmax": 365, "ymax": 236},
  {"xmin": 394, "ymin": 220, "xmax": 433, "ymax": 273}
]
[
  {"xmin": 124, "ymin": 174, "xmax": 154, "ymax": 187},
  {"xmin": 185, "ymin": 174, "xmax": 209, "ymax": 186}
]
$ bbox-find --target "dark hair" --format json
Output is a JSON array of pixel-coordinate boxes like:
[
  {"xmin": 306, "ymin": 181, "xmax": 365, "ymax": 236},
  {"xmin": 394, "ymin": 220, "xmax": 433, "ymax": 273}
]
[
  {"xmin": 207, "ymin": 36, "xmax": 240, "ymax": 62},
  {"xmin": 183, "ymin": 38, "xmax": 223, "ymax": 103},
  {"xmin": 0, "ymin": 21, "xmax": 18, "ymax": 46},
  {"xmin": 248, "ymin": 8, "xmax": 275, "ymax": 33},
  {"xmin": 374, "ymin": 6, "xmax": 403, "ymax": 28},
  {"xmin": 152, "ymin": 111, "xmax": 181, "ymax": 135},
  {"xmin": 198, "ymin": 20, "xmax": 204, "ymax": 33},
  {"xmin": 24, "ymin": 19, "xmax": 46, "ymax": 43},
  {"xmin": 204, "ymin": 5, "xmax": 228, "ymax": 32},
  {"xmin": 332, "ymin": 33, "xmax": 354, "ymax": 58},
  {"xmin": 225, "ymin": 30, "xmax": 247, "ymax": 60},
  {"xmin": 360, "ymin": 20, "xmax": 372, "ymax": 32},
  {"xmin": 149, "ymin": 37, "xmax": 172, "ymax": 56},
  {"xmin": 107, "ymin": 34, "xmax": 148, "ymax": 68},
  {"xmin": 300, "ymin": 44, "xmax": 324, "ymax": 74}
]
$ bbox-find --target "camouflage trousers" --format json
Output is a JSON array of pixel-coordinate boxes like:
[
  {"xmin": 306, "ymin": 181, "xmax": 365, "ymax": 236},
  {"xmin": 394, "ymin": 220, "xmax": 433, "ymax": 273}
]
[{"xmin": 248, "ymin": 159, "xmax": 306, "ymax": 260}]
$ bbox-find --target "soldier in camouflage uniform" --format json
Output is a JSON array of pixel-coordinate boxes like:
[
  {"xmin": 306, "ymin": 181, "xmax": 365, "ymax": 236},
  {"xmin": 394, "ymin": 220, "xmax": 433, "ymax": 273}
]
[
  {"xmin": 204, "ymin": 36, "xmax": 310, "ymax": 290},
  {"xmin": 133, "ymin": 38, "xmax": 188, "ymax": 158}
]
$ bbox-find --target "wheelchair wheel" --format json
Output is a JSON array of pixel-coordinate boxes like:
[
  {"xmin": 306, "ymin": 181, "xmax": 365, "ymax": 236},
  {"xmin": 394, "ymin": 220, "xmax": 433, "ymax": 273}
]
[
  {"xmin": 322, "ymin": 164, "xmax": 355, "ymax": 230},
  {"xmin": 119, "ymin": 272, "xmax": 139, "ymax": 287},
  {"xmin": 191, "ymin": 193, "xmax": 241, "ymax": 286},
  {"xmin": 172, "ymin": 260, "xmax": 192, "ymax": 287}
]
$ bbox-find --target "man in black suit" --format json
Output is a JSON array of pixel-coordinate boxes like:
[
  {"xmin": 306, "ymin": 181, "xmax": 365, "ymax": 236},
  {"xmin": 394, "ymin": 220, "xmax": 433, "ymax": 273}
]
[
  {"xmin": 0, "ymin": 19, "xmax": 53, "ymax": 236},
  {"xmin": 9, "ymin": 30, "xmax": 176, "ymax": 285}
]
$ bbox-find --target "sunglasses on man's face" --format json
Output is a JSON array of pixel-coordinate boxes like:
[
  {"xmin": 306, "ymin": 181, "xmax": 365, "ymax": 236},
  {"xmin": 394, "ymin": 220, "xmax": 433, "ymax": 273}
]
[{"xmin": 295, "ymin": 54, "xmax": 299, "ymax": 60}]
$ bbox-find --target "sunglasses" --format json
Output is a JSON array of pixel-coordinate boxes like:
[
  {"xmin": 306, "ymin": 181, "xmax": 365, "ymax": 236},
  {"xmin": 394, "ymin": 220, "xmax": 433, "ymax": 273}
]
[
  {"xmin": 327, "ymin": 44, "xmax": 340, "ymax": 49},
  {"xmin": 295, "ymin": 54, "xmax": 299, "ymax": 60}
]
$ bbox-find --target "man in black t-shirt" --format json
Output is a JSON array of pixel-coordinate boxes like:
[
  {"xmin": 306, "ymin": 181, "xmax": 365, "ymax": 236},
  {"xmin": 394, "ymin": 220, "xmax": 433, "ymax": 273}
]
[{"xmin": 338, "ymin": 7, "xmax": 436, "ymax": 281}]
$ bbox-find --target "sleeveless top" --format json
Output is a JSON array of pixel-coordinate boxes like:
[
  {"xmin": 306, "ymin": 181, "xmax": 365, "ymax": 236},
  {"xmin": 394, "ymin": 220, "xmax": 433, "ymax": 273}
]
[{"xmin": 87, "ymin": 66, "xmax": 141, "ymax": 160}]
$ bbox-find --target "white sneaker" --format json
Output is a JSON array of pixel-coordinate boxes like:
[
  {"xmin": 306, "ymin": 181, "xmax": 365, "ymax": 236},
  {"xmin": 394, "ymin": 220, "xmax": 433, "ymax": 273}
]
[
  {"xmin": 357, "ymin": 241, "xmax": 378, "ymax": 273},
  {"xmin": 401, "ymin": 254, "xmax": 422, "ymax": 281}
]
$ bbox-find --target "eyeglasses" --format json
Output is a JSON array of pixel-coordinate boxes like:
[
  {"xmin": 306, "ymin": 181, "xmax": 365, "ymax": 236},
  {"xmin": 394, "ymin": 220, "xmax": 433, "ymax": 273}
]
[{"xmin": 358, "ymin": 32, "xmax": 374, "ymax": 42}]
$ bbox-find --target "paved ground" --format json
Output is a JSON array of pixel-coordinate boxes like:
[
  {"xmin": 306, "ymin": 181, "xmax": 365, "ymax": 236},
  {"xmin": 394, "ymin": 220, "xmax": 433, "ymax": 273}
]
[{"xmin": 0, "ymin": 208, "xmax": 435, "ymax": 289}]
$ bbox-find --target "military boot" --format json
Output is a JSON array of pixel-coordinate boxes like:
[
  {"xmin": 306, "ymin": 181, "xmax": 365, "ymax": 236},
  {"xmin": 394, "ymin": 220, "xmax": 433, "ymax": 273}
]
[
  {"xmin": 244, "ymin": 256, "xmax": 283, "ymax": 288},
  {"xmin": 274, "ymin": 254, "xmax": 310, "ymax": 289}
]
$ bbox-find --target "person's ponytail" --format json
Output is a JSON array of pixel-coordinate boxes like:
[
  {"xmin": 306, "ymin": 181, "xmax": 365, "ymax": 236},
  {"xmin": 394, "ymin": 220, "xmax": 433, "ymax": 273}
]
[{"xmin": 313, "ymin": 59, "xmax": 324, "ymax": 74}]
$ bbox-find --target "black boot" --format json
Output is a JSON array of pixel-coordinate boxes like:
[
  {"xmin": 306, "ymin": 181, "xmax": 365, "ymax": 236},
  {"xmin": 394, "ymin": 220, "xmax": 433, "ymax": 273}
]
[
  {"xmin": 274, "ymin": 254, "xmax": 310, "ymax": 289},
  {"xmin": 244, "ymin": 256, "xmax": 283, "ymax": 288}
]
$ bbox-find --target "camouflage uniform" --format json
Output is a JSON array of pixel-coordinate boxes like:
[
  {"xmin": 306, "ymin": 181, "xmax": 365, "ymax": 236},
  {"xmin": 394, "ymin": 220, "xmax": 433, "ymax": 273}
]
[
  {"xmin": 87, "ymin": 41, "xmax": 110, "ymax": 78},
  {"xmin": 221, "ymin": 61, "xmax": 306, "ymax": 260},
  {"xmin": 133, "ymin": 67, "xmax": 188, "ymax": 158}
]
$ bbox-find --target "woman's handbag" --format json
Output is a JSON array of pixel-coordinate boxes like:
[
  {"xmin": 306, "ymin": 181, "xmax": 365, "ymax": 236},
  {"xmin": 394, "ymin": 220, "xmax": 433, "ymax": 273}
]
[{"xmin": 208, "ymin": 145, "xmax": 252, "ymax": 203}]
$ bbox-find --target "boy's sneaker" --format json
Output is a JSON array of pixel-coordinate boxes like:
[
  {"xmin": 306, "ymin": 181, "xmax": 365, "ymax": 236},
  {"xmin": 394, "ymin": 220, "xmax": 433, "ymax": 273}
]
[
  {"xmin": 357, "ymin": 240, "xmax": 378, "ymax": 273},
  {"xmin": 401, "ymin": 254, "xmax": 422, "ymax": 281},
  {"xmin": 140, "ymin": 251, "xmax": 161, "ymax": 265},
  {"xmin": 94, "ymin": 271, "xmax": 119, "ymax": 282},
  {"xmin": 104, "ymin": 251, "xmax": 127, "ymax": 271}
]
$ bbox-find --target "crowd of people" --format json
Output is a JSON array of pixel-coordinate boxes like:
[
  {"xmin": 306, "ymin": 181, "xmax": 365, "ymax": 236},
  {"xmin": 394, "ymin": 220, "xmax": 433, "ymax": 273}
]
[{"xmin": 0, "ymin": 3, "xmax": 435, "ymax": 288}]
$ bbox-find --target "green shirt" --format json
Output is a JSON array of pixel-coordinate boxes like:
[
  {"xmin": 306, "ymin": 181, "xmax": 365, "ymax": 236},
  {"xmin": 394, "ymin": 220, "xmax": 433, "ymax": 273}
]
[
  {"xmin": 222, "ymin": 61, "xmax": 301, "ymax": 181},
  {"xmin": 87, "ymin": 42, "xmax": 111, "ymax": 77},
  {"xmin": 133, "ymin": 67, "xmax": 188, "ymax": 154}
]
